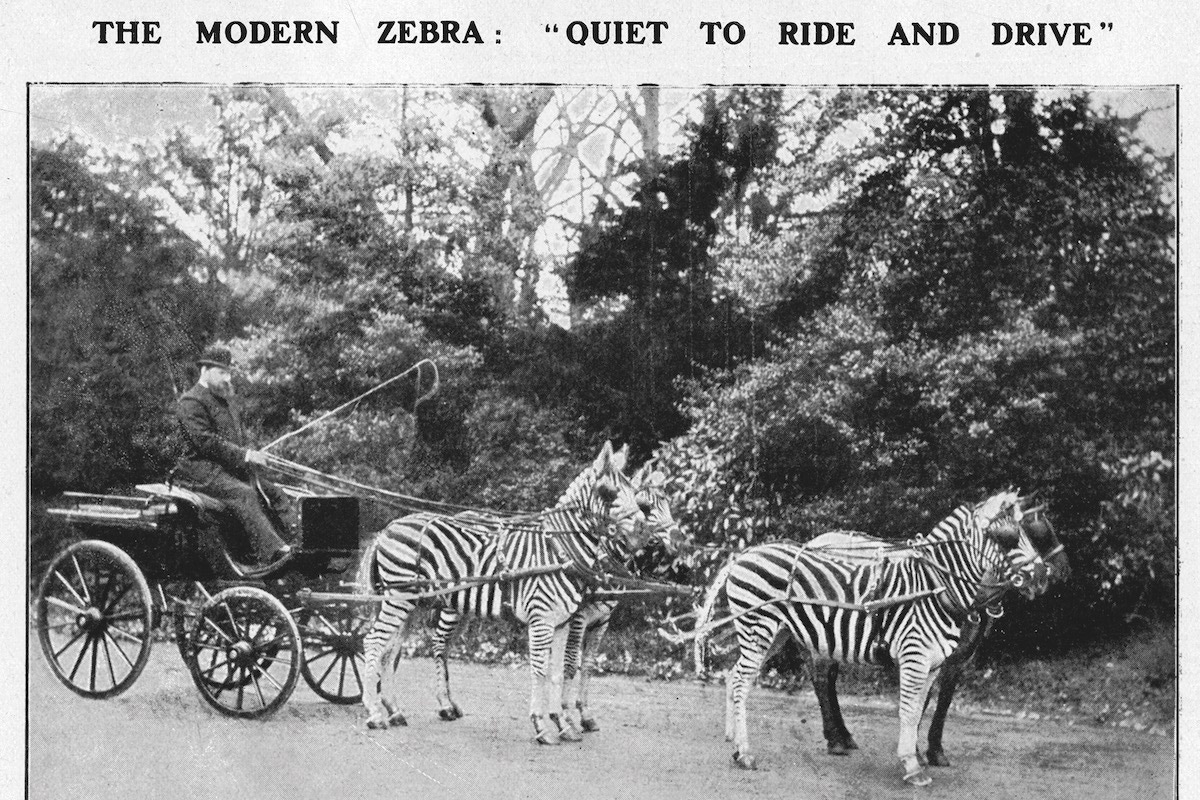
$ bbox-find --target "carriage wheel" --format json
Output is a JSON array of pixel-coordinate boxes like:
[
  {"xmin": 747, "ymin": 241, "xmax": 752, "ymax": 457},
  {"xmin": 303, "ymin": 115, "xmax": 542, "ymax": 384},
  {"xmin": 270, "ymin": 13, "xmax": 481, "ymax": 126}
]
[
  {"xmin": 297, "ymin": 603, "xmax": 369, "ymax": 704},
  {"xmin": 35, "ymin": 540, "xmax": 154, "ymax": 699},
  {"xmin": 186, "ymin": 587, "xmax": 300, "ymax": 718}
]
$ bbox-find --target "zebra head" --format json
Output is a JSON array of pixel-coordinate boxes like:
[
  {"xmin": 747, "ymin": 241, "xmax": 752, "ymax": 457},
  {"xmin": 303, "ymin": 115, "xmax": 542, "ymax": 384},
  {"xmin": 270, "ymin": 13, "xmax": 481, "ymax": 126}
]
[
  {"xmin": 557, "ymin": 441, "xmax": 649, "ymax": 550},
  {"xmin": 971, "ymin": 491, "xmax": 1058, "ymax": 600},
  {"xmin": 630, "ymin": 461, "xmax": 684, "ymax": 557}
]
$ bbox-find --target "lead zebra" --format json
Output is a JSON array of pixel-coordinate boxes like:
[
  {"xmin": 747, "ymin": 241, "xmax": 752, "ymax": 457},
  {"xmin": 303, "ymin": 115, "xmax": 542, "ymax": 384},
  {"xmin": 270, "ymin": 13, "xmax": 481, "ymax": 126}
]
[
  {"xmin": 800, "ymin": 512, "xmax": 1068, "ymax": 766},
  {"xmin": 426, "ymin": 454, "xmax": 682, "ymax": 738},
  {"xmin": 704, "ymin": 492, "xmax": 1054, "ymax": 785},
  {"xmin": 356, "ymin": 442, "xmax": 668, "ymax": 743}
]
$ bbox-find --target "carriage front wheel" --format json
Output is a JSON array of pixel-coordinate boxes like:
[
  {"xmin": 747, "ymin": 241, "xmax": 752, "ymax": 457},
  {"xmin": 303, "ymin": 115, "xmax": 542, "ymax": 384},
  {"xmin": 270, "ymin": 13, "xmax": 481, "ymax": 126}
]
[
  {"xmin": 35, "ymin": 540, "xmax": 154, "ymax": 699},
  {"xmin": 185, "ymin": 586, "xmax": 301, "ymax": 718}
]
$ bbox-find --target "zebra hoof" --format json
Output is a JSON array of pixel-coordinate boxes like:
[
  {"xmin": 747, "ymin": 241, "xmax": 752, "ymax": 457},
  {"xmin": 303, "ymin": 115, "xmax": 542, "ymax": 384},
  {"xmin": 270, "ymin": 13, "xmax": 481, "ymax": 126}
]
[
  {"xmin": 535, "ymin": 731, "xmax": 560, "ymax": 745},
  {"xmin": 559, "ymin": 728, "xmax": 583, "ymax": 743},
  {"xmin": 580, "ymin": 718, "xmax": 600, "ymax": 733},
  {"xmin": 387, "ymin": 711, "xmax": 408, "ymax": 727},
  {"xmin": 827, "ymin": 742, "xmax": 852, "ymax": 756},
  {"xmin": 733, "ymin": 751, "xmax": 758, "ymax": 770},
  {"xmin": 926, "ymin": 749, "xmax": 951, "ymax": 767},
  {"xmin": 903, "ymin": 768, "xmax": 933, "ymax": 787},
  {"xmin": 366, "ymin": 715, "xmax": 389, "ymax": 730},
  {"xmin": 438, "ymin": 705, "xmax": 463, "ymax": 721}
]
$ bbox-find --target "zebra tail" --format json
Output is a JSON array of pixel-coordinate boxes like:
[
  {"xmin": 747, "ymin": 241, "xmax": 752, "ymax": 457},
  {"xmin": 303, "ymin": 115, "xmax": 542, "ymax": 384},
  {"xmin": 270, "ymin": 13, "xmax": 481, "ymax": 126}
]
[
  {"xmin": 355, "ymin": 533, "xmax": 382, "ymax": 594},
  {"xmin": 693, "ymin": 557, "xmax": 736, "ymax": 678}
]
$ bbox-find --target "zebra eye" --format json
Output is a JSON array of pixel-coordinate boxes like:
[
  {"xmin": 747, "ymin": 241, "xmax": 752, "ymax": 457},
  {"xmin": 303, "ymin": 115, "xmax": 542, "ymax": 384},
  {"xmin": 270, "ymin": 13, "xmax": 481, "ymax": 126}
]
[{"xmin": 638, "ymin": 499, "xmax": 653, "ymax": 515}]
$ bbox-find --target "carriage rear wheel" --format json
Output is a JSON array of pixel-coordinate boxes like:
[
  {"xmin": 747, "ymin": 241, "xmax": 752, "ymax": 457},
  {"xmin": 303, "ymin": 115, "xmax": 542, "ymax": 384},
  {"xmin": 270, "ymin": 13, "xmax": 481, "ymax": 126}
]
[
  {"xmin": 185, "ymin": 586, "xmax": 301, "ymax": 718},
  {"xmin": 297, "ymin": 603, "xmax": 369, "ymax": 704},
  {"xmin": 35, "ymin": 540, "xmax": 154, "ymax": 699}
]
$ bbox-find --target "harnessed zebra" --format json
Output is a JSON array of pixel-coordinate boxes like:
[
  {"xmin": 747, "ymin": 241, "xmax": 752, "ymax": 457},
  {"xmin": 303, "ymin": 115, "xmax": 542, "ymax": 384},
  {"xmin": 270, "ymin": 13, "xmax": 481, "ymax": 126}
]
[
  {"xmin": 356, "ymin": 442, "xmax": 660, "ymax": 743},
  {"xmin": 422, "ymin": 447, "xmax": 680, "ymax": 736},
  {"xmin": 558, "ymin": 462, "xmax": 683, "ymax": 735},
  {"xmin": 800, "ymin": 512, "xmax": 1068, "ymax": 766},
  {"xmin": 705, "ymin": 491, "xmax": 1053, "ymax": 785}
]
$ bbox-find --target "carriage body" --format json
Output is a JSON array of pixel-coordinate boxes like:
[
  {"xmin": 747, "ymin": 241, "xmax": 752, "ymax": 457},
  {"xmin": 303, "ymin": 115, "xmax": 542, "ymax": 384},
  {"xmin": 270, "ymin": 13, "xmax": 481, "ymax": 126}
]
[
  {"xmin": 46, "ymin": 487, "xmax": 359, "ymax": 582},
  {"xmin": 36, "ymin": 485, "xmax": 366, "ymax": 717}
]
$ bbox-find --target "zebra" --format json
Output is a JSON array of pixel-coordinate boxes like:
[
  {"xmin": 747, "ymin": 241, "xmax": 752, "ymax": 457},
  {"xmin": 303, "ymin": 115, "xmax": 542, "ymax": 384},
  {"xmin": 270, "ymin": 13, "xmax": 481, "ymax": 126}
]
[
  {"xmin": 800, "ymin": 511, "xmax": 1069, "ymax": 765},
  {"xmin": 424, "ymin": 452, "xmax": 682, "ymax": 737},
  {"xmin": 355, "ymin": 441, "xmax": 664, "ymax": 743},
  {"xmin": 700, "ymin": 491, "xmax": 1054, "ymax": 785},
  {"xmin": 558, "ymin": 462, "xmax": 684, "ymax": 736}
]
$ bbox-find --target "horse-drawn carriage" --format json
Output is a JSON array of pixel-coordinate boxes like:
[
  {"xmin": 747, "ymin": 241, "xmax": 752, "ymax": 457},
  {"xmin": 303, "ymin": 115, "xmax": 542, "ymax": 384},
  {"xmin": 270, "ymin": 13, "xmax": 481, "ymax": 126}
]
[{"xmin": 35, "ymin": 480, "xmax": 368, "ymax": 717}]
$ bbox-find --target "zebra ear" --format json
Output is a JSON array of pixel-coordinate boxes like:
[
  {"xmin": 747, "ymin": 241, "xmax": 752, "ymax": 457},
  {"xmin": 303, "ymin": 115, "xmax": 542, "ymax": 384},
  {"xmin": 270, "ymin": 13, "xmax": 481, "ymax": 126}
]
[
  {"xmin": 593, "ymin": 441, "xmax": 615, "ymax": 474},
  {"xmin": 613, "ymin": 443, "xmax": 629, "ymax": 473}
]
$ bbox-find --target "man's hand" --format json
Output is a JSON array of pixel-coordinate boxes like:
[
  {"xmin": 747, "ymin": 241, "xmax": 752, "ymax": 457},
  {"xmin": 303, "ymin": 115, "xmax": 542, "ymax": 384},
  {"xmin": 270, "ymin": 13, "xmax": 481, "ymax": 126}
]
[{"xmin": 244, "ymin": 449, "xmax": 270, "ymax": 467}]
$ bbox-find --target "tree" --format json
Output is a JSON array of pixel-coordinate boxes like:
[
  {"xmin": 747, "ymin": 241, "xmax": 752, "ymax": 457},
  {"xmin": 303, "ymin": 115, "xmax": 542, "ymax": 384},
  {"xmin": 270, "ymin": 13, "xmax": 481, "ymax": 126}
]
[{"xmin": 30, "ymin": 138, "xmax": 211, "ymax": 492}]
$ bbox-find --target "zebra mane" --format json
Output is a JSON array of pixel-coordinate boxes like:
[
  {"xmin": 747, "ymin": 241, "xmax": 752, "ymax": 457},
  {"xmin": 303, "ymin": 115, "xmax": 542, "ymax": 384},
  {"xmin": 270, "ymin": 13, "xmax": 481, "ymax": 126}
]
[{"xmin": 972, "ymin": 490, "xmax": 1023, "ymax": 532}]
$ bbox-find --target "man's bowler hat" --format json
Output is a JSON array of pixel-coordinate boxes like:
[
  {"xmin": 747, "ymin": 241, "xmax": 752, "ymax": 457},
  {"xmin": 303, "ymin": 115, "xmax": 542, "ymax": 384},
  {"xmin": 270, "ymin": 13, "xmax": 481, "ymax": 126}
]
[{"xmin": 196, "ymin": 345, "xmax": 235, "ymax": 371}]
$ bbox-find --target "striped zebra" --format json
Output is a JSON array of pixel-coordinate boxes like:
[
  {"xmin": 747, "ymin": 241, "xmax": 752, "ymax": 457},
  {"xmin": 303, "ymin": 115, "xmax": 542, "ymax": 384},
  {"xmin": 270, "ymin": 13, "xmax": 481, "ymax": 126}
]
[
  {"xmin": 702, "ymin": 491, "xmax": 1054, "ymax": 785},
  {"xmin": 356, "ymin": 442, "xmax": 663, "ymax": 743},
  {"xmin": 801, "ymin": 512, "xmax": 1068, "ymax": 765},
  {"xmin": 422, "ymin": 447, "xmax": 679, "ymax": 735},
  {"xmin": 558, "ymin": 462, "xmax": 683, "ymax": 736}
]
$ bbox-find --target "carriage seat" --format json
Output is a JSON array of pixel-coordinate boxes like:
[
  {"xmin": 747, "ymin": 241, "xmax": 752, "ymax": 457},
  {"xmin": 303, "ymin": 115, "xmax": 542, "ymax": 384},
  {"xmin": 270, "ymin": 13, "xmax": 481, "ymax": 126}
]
[{"xmin": 136, "ymin": 482, "xmax": 228, "ymax": 515}]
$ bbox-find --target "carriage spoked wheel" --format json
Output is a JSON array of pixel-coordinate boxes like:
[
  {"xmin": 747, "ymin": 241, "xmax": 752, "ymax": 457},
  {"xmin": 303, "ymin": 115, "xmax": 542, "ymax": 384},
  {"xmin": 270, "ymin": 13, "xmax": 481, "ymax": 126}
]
[
  {"xmin": 185, "ymin": 586, "xmax": 301, "ymax": 718},
  {"xmin": 35, "ymin": 540, "xmax": 154, "ymax": 699},
  {"xmin": 296, "ymin": 603, "xmax": 369, "ymax": 704}
]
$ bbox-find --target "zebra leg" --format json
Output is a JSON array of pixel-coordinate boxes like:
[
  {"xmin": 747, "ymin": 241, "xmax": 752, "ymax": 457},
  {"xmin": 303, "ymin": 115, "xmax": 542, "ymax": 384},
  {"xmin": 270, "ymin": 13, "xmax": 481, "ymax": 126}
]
[
  {"xmin": 560, "ymin": 614, "xmax": 587, "ymax": 733},
  {"xmin": 430, "ymin": 608, "xmax": 464, "ymax": 721},
  {"xmin": 811, "ymin": 656, "xmax": 858, "ymax": 755},
  {"xmin": 577, "ymin": 613, "xmax": 611, "ymax": 733},
  {"xmin": 927, "ymin": 618, "xmax": 986, "ymax": 767},
  {"xmin": 362, "ymin": 598, "xmax": 410, "ymax": 729},
  {"xmin": 729, "ymin": 621, "xmax": 777, "ymax": 770},
  {"xmin": 925, "ymin": 659, "xmax": 964, "ymax": 766},
  {"xmin": 380, "ymin": 634, "xmax": 409, "ymax": 727},
  {"xmin": 896, "ymin": 657, "xmax": 941, "ymax": 786},
  {"xmin": 547, "ymin": 623, "xmax": 582, "ymax": 743},
  {"xmin": 527, "ymin": 618, "xmax": 560, "ymax": 744}
]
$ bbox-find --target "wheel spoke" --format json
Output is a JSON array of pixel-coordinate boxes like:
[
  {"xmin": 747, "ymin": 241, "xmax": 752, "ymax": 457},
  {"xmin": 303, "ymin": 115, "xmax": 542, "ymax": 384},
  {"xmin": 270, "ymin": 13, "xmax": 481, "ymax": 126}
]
[
  {"xmin": 254, "ymin": 660, "xmax": 288, "ymax": 691},
  {"xmin": 201, "ymin": 615, "xmax": 236, "ymax": 644},
  {"xmin": 53, "ymin": 570, "xmax": 88, "ymax": 609},
  {"xmin": 102, "ymin": 629, "xmax": 137, "ymax": 670},
  {"xmin": 70, "ymin": 555, "xmax": 92, "ymax": 604},
  {"xmin": 348, "ymin": 652, "xmax": 364, "ymax": 689},
  {"xmin": 100, "ymin": 635, "xmax": 118, "ymax": 688},
  {"xmin": 316, "ymin": 652, "xmax": 341, "ymax": 685},
  {"xmin": 40, "ymin": 619, "xmax": 80, "ymax": 633},
  {"xmin": 106, "ymin": 625, "xmax": 146, "ymax": 645},
  {"xmin": 236, "ymin": 670, "xmax": 246, "ymax": 710},
  {"xmin": 256, "ymin": 632, "xmax": 292, "ymax": 651},
  {"xmin": 101, "ymin": 579, "xmax": 133, "ymax": 615},
  {"xmin": 250, "ymin": 671, "xmax": 268, "ymax": 708},
  {"xmin": 199, "ymin": 655, "xmax": 236, "ymax": 678},
  {"xmin": 89, "ymin": 631, "xmax": 99, "ymax": 692},
  {"xmin": 53, "ymin": 628, "xmax": 88, "ymax": 660},
  {"xmin": 255, "ymin": 653, "xmax": 295, "ymax": 671},
  {"xmin": 305, "ymin": 648, "xmax": 336, "ymax": 666},
  {"xmin": 106, "ymin": 610, "xmax": 149, "ymax": 623},
  {"xmin": 67, "ymin": 634, "xmax": 93, "ymax": 682},
  {"xmin": 337, "ymin": 657, "xmax": 348, "ymax": 697},
  {"xmin": 44, "ymin": 594, "xmax": 87, "ymax": 617}
]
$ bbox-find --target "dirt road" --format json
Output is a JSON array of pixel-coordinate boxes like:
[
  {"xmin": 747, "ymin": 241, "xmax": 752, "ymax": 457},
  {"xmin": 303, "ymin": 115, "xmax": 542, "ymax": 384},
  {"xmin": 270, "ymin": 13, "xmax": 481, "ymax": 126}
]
[{"xmin": 28, "ymin": 644, "xmax": 1174, "ymax": 800}]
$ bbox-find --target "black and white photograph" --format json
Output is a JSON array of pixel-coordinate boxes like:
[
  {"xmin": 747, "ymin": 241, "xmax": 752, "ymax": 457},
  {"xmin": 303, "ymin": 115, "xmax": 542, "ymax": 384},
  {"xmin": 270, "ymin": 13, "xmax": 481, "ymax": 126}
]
[{"xmin": 7, "ymin": 5, "xmax": 1190, "ymax": 800}]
